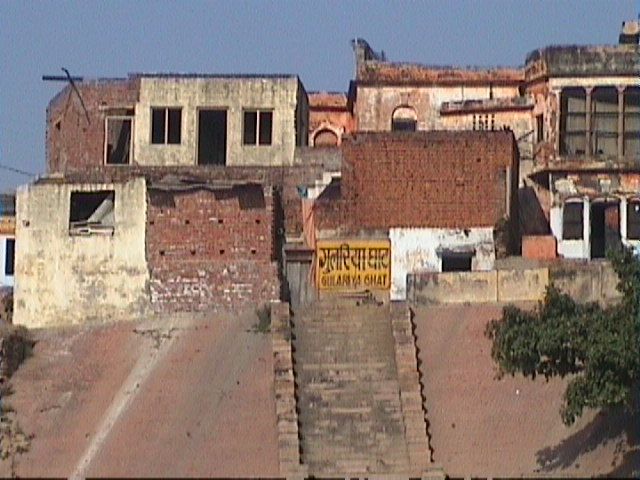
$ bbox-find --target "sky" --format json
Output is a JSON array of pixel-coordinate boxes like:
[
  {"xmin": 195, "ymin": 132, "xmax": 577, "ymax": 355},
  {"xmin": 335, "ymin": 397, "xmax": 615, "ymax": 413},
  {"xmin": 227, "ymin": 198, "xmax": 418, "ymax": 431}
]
[{"xmin": 0, "ymin": 0, "xmax": 637, "ymax": 192}]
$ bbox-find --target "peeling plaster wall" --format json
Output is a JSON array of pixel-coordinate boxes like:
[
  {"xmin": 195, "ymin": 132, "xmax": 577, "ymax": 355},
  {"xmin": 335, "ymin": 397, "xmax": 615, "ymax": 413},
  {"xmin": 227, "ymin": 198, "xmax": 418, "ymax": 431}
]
[
  {"xmin": 356, "ymin": 85, "xmax": 519, "ymax": 132},
  {"xmin": 13, "ymin": 178, "xmax": 150, "ymax": 328},
  {"xmin": 389, "ymin": 227, "xmax": 495, "ymax": 300},
  {"xmin": 134, "ymin": 77, "xmax": 304, "ymax": 167}
]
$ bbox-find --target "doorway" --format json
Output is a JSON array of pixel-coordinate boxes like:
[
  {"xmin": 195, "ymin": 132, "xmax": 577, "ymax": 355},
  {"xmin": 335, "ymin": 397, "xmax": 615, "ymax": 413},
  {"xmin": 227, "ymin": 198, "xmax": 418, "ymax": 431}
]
[
  {"xmin": 197, "ymin": 110, "xmax": 227, "ymax": 165},
  {"xmin": 590, "ymin": 200, "xmax": 621, "ymax": 259}
]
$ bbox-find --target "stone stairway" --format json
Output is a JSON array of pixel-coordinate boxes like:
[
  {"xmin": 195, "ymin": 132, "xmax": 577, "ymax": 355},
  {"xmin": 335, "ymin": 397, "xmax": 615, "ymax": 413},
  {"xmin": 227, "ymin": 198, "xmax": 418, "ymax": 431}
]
[{"xmin": 292, "ymin": 297, "xmax": 414, "ymax": 475}]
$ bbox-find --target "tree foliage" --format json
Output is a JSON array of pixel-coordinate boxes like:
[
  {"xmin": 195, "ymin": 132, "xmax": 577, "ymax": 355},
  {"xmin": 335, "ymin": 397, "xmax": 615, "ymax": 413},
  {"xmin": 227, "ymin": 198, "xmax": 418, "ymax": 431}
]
[{"xmin": 486, "ymin": 247, "xmax": 640, "ymax": 425}]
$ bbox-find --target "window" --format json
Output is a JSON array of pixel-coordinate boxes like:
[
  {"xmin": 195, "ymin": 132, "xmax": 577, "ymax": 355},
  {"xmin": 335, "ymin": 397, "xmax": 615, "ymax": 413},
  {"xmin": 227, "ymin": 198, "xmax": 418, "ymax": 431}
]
[
  {"xmin": 472, "ymin": 114, "xmax": 495, "ymax": 131},
  {"xmin": 627, "ymin": 199, "xmax": 640, "ymax": 240},
  {"xmin": 560, "ymin": 88, "xmax": 587, "ymax": 155},
  {"xmin": 562, "ymin": 201, "xmax": 584, "ymax": 240},
  {"xmin": 624, "ymin": 87, "xmax": 640, "ymax": 157},
  {"xmin": 536, "ymin": 114, "xmax": 544, "ymax": 142},
  {"xmin": 392, "ymin": 106, "xmax": 417, "ymax": 131},
  {"xmin": 441, "ymin": 252, "xmax": 473, "ymax": 272},
  {"xmin": 69, "ymin": 191, "xmax": 115, "ymax": 236},
  {"xmin": 4, "ymin": 238, "xmax": 14, "ymax": 276},
  {"xmin": 243, "ymin": 110, "xmax": 273, "ymax": 145},
  {"xmin": 313, "ymin": 129, "xmax": 339, "ymax": 147},
  {"xmin": 591, "ymin": 87, "xmax": 618, "ymax": 157},
  {"xmin": 151, "ymin": 107, "xmax": 181, "ymax": 144},
  {"xmin": 105, "ymin": 117, "xmax": 132, "ymax": 164}
]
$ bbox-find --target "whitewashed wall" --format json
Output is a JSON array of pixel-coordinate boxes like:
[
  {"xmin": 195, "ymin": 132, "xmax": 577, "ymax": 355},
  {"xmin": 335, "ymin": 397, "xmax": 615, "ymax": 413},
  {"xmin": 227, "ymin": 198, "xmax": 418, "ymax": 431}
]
[
  {"xmin": 551, "ymin": 200, "xmax": 590, "ymax": 259},
  {"xmin": 389, "ymin": 227, "xmax": 495, "ymax": 300}
]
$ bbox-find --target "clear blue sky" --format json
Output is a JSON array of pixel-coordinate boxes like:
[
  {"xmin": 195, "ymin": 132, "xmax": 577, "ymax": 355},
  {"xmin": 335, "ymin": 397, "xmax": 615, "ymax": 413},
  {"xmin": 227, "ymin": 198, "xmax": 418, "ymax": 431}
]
[{"xmin": 0, "ymin": 0, "xmax": 637, "ymax": 192}]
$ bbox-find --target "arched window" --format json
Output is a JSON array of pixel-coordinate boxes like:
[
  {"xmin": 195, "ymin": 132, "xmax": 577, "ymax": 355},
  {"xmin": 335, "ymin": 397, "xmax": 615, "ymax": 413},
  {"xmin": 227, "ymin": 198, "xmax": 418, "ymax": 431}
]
[
  {"xmin": 313, "ymin": 129, "xmax": 339, "ymax": 147},
  {"xmin": 391, "ymin": 106, "xmax": 417, "ymax": 132}
]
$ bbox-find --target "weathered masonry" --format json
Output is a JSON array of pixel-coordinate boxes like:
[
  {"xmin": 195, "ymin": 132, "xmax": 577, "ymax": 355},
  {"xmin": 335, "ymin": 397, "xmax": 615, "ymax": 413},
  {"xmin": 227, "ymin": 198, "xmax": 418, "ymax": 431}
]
[
  {"xmin": 313, "ymin": 131, "xmax": 520, "ymax": 299},
  {"xmin": 13, "ymin": 172, "xmax": 282, "ymax": 328},
  {"xmin": 524, "ymin": 20, "xmax": 640, "ymax": 260},
  {"xmin": 47, "ymin": 74, "xmax": 309, "ymax": 171}
]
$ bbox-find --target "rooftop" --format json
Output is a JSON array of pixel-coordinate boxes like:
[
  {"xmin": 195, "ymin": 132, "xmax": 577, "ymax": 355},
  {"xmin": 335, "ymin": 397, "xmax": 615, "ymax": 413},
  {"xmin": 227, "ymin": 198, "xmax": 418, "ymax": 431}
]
[{"xmin": 525, "ymin": 44, "xmax": 640, "ymax": 80}]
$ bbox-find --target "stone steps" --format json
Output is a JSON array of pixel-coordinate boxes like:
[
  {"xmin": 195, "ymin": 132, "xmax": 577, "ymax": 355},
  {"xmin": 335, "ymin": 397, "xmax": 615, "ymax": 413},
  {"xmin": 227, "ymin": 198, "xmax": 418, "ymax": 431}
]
[{"xmin": 292, "ymin": 300, "xmax": 412, "ymax": 475}]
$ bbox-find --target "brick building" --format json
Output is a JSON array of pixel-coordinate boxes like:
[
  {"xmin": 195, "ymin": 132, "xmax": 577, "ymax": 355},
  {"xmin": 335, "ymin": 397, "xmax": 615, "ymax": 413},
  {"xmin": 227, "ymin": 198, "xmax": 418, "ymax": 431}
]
[
  {"xmin": 314, "ymin": 131, "xmax": 520, "ymax": 299},
  {"xmin": 524, "ymin": 20, "xmax": 640, "ymax": 260},
  {"xmin": 14, "ymin": 73, "xmax": 338, "ymax": 328},
  {"xmin": 308, "ymin": 92, "xmax": 356, "ymax": 147}
]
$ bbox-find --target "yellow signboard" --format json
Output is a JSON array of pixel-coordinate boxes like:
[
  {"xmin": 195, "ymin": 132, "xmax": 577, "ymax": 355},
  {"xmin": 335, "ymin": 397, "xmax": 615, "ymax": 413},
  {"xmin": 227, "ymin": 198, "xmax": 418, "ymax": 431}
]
[{"xmin": 316, "ymin": 239, "xmax": 391, "ymax": 291}]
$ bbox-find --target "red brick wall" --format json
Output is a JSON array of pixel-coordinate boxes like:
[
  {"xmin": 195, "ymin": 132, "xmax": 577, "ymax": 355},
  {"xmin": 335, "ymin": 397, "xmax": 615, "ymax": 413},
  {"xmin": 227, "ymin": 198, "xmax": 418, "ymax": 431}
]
[
  {"xmin": 55, "ymin": 165, "xmax": 330, "ymax": 237},
  {"xmin": 146, "ymin": 185, "xmax": 280, "ymax": 312},
  {"xmin": 46, "ymin": 79, "xmax": 140, "ymax": 173},
  {"xmin": 335, "ymin": 131, "xmax": 518, "ymax": 230}
]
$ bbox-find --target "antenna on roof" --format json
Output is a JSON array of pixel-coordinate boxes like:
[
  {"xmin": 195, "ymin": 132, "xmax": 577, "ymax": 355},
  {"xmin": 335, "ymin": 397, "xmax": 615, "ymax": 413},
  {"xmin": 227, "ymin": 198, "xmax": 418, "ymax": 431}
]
[{"xmin": 42, "ymin": 68, "xmax": 90, "ymax": 125}]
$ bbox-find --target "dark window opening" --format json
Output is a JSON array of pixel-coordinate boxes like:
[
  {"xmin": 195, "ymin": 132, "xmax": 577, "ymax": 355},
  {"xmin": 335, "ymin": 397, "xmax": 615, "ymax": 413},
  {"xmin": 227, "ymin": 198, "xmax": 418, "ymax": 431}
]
[
  {"xmin": 591, "ymin": 201, "xmax": 621, "ymax": 259},
  {"xmin": 392, "ymin": 119, "xmax": 417, "ymax": 131},
  {"xmin": 243, "ymin": 110, "xmax": 272, "ymax": 146},
  {"xmin": 592, "ymin": 87, "xmax": 618, "ymax": 157},
  {"xmin": 441, "ymin": 252, "xmax": 473, "ymax": 272},
  {"xmin": 4, "ymin": 238, "xmax": 14, "ymax": 276},
  {"xmin": 624, "ymin": 87, "xmax": 640, "ymax": 157},
  {"xmin": 536, "ymin": 114, "xmax": 544, "ymax": 142},
  {"xmin": 151, "ymin": 107, "xmax": 181, "ymax": 144},
  {"xmin": 259, "ymin": 111, "xmax": 273, "ymax": 145},
  {"xmin": 198, "ymin": 110, "xmax": 227, "ymax": 165},
  {"xmin": 628, "ymin": 199, "xmax": 640, "ymax": 240},
  {"xmin": 105, "ymin": 117, "xmax": 132, "ymax": 165},
  {"xmin": 560, "ymin": 88, "xmax": 586, "ymax": 155},
  {"xmin": 69, "ymin": 191, "xmax": 115, "ymax": 235},
  {"xmin": 392, "ymin": 106, "xmax": 417, "ymax": 132},
  {"xmin": 562, "ymin": 201, "xmax": 584, "ymax": 240}
]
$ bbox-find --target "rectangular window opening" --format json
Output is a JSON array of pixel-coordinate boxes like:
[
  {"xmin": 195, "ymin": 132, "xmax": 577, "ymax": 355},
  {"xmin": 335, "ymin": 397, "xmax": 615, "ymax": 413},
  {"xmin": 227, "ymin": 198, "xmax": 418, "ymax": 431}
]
[
  {"xmin": 562, "ymin": 202, "xmax": 584, "ymax": 240},
  {"xmin": 560, "ymin": 88, "xmax": 586, "ymax": 155},
  {"xmin": 69, "ymin": 191, "xmax": 115, "ymax": 236},
  {"xmin": 627, "ymin": 201, "xmax": 640, "ymax": 240},
  {"xmin": 151, "ymin": 107, "xmax": 181, "ymax": 144},
  {"xmin": 4, "ymin": 238, "xmax": 15, "ymax": 276},
  {"xmin": 105, "ymin": 117, "xmax": 132, "ymax": 165},
  {"xmin": 259, "ymin": 111, "xmax": 273, "ymax": 145},
  {"xmin": 441, "ymin": 252, "xmax": 473, "ymax": 272},
  {"xmin": 243, "ymin": 110, "xmax": 272, "ymax": 146},
  {"xmin": 536, "ymin": 114, "xmax": 544, "ymax": 142}
]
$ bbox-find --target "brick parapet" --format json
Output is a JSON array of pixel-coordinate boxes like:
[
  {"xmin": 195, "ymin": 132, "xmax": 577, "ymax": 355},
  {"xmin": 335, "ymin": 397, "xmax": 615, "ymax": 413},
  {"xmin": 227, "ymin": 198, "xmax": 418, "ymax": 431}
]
[
  {"xmin": 390, "ymin": 301, "xmax": 435, "ymax": 474},
  {"xmin": 270, "ymin": 301, "xmax": 307, "ymax": 476}
]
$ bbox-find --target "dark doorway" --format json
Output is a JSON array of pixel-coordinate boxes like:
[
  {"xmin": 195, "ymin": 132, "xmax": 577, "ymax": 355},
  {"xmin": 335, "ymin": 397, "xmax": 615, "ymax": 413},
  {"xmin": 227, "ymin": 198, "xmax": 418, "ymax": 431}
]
[
  {"xmin": 590, "ymin": 201, "xmax": 621, "ymax": 259},
  {"xmin": 197, "ymin": 110, "xmax": 227, "ymax": 165}
]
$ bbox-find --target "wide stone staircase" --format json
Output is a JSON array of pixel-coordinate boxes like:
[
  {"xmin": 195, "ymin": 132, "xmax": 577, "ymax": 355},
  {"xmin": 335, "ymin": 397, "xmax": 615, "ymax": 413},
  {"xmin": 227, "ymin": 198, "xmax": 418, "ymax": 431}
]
[{"xmin": 291, "ymin": 297, "xmax": 428, "ymax": 475}]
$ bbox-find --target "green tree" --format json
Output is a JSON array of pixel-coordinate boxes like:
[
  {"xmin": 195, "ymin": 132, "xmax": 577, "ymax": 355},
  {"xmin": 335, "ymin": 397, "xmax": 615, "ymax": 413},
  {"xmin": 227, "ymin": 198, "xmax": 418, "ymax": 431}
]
[{"xmin": 486, "ymin": 247, "xmax": 640, "ymax": 425}]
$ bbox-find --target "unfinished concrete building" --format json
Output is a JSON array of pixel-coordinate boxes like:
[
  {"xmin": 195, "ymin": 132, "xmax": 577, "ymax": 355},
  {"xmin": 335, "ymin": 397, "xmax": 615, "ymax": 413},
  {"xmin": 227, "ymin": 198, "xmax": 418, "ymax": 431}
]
[
  {"xmin": 524, "ymin": 20, "xmax": 640, "ymax": 260},
  {"xmin": 47, "ymin": 74, "xmax": 309, "ymax": 171},
  {"xmin": 15, "ymin": 73, "xmax": 340, "ymax": 328}
]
